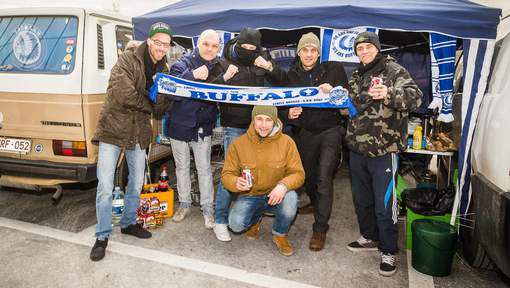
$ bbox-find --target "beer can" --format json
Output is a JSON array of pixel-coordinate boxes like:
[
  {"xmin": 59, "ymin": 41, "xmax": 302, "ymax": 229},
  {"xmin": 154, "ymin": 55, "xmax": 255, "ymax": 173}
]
[
  {"xmin": 242, "ymin": 168, "xmax": 253, "ymax": 188},
  {"xmin": 371, "ymin": 76, "xmax": 383, "ymax": 87}
]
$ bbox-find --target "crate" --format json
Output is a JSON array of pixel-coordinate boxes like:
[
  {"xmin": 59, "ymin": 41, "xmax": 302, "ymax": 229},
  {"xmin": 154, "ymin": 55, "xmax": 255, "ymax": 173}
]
[{"xmin": 140, "ymin": 186, "xmax": 174, "ymax": 218}]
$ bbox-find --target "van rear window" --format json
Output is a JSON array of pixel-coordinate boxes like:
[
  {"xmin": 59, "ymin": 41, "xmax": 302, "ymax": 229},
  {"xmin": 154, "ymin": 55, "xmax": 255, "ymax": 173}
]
[{"xmin": 0, "ymin": 16, "xmax": 78, "ymax": 74}]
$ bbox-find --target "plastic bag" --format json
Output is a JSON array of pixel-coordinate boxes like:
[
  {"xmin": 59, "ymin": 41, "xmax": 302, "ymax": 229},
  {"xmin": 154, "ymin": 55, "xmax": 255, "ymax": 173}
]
[{"xmin": 401, "ymin": 186, "xmax": 454, "ymax": 216}]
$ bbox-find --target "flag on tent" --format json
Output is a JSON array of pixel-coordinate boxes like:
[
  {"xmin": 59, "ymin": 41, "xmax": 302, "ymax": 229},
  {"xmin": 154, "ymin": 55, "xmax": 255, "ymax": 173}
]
[{"xmin": 320, "ymin": 27, "xmax": 378, "ymax": 63}]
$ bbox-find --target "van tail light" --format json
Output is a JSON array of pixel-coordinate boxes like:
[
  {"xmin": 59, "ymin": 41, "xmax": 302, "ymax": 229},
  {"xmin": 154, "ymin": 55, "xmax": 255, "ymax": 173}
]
[{"xmin": 52, "ymin": 140, "xmax": 88, "ymax": 157}]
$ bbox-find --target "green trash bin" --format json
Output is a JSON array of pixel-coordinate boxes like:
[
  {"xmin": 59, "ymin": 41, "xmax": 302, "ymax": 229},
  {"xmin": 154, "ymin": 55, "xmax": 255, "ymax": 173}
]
[{"xmin": 412, "ymin": 219, "xmax": 457, "ymax": 276}]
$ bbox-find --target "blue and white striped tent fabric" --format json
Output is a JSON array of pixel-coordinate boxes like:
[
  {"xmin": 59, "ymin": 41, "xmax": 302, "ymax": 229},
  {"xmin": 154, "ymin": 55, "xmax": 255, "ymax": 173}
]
[{"xmin": 133, "ymin": 0, "xmax": 502, "ymax": 223}]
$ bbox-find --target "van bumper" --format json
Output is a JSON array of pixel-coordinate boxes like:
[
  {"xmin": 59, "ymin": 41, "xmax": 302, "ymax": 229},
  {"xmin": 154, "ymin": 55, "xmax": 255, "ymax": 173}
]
[{"xmin": 0, "ymin": 157, "xmax": 96, "ymax": 183}]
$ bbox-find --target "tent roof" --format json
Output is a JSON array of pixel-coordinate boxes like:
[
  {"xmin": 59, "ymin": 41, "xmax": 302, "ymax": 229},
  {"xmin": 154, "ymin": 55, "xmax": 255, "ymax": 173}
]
[{"xmin": 133, "ymin": 0, "xmax": 501, "ymax": 40}]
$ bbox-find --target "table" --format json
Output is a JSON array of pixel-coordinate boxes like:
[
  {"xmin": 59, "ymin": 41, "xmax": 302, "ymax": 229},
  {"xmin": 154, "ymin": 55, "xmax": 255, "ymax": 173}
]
[{"xmin": 402, "ymin": 148, "xmax": 455, "ymax": 187}]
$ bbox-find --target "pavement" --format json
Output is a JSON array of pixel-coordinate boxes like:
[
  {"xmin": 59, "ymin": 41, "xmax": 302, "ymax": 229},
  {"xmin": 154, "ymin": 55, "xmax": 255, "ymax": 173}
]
[{"xmin": 0, "ymin": 168, "xmax": 508, "ymax": 288}]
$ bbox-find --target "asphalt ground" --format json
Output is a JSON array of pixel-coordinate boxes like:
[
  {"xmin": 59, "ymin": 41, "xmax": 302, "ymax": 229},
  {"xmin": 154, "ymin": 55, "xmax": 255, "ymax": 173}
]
[{"xmin": 0, "ymin": 167, "xmax": 507, "ymax": 288}]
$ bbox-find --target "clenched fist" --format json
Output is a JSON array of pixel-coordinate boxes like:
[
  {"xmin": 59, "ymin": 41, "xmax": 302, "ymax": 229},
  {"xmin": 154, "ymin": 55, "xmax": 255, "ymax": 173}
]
[
  {"xmin": 223, "ymin": 64, "xmax": 239, "ymax": 82},
  {"xmin": 192, "ymin": 65, "xmax": 209, "ymax": 80}
]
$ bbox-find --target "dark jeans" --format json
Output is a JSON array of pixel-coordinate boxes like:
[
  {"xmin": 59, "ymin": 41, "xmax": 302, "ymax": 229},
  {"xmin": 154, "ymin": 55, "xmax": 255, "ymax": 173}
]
[
  {"xmin": 349, "ymin": 151, "xmax": 399, "ymax": 254},
  {"xmin": 298, "ymin": 126, "xmax": 342, "ymax": 233}
]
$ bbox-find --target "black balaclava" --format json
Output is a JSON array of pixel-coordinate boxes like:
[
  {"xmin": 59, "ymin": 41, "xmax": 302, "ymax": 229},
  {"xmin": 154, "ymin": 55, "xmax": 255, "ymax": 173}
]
[{"xmin": 234, "ymin": 28, "xmax": 261, "ymax": 66}]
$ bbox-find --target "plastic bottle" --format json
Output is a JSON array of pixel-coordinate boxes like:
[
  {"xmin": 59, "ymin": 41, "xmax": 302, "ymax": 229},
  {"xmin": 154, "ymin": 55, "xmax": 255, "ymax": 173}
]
[
  {"xmin": 413, "ymin": 125, "xmax": 423, "ymax": 150},
  {"xmin": 158, "ymin": 165, "xmax": 169, "ymax": 192},
  {"xmin": 112, "ymin": 186, "xmax": 124, "ymax": 226}
]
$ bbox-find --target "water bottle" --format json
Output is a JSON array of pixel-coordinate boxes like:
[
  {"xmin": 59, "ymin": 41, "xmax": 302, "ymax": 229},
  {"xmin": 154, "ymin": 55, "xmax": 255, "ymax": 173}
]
[{"xmin": 112, "ymin": 186, "xmax": 124, "ymax": 226}]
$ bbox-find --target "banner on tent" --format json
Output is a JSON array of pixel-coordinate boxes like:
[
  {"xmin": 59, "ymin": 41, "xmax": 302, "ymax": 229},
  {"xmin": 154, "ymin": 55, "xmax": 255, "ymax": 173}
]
[
  {"xmin": 150, "ymin": 73, "xmax": 357, "ymax": 117},
  {"xmin": 320, "ymin": 27, "xmax": 378, "ymax": 63},
  {"xmin": 192, "ymin": 30, "xmax": 235, "ymax": 57}
]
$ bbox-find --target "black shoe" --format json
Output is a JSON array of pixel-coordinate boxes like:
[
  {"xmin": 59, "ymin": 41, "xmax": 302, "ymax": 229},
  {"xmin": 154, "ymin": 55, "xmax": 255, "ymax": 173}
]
[
  {"xmin": 347, "ymin": 236, "xmax": 378, "ymax": 252},
  {"xmin": 379, "ymin": 252, "xmax": 397, "ymax": 276},
  {"xmin": 121, "ymin": 223, "xmax": 152, "ymax": 239},
  {"xmin": 90, "ymin": 238, "xmax": 108, "ymax": 262}
]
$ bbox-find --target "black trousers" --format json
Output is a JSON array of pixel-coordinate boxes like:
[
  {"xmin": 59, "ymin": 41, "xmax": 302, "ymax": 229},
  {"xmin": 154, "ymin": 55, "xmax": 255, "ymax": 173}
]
[
  {"xmin": 298, "ymin": 126, "xmax": 342, "ymax": 233},
  {"xmin": 349, "ymin": 151, "xmax": 399, "ymax": 254}
]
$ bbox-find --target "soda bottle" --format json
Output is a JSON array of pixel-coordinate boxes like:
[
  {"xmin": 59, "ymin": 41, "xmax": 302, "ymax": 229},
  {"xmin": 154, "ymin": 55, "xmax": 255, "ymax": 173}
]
[
  {"xmin": 112, "ymin": 186, "xmax": 124, "ymax": 226},
  {"xmin": 158, "ymin": 165, "xmax": 169, "ymax": 192}
]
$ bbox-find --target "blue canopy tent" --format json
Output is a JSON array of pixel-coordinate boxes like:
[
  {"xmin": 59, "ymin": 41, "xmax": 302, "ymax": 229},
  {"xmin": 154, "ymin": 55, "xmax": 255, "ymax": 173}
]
[{"xmin": 133, "ymin": 0, "xmax": 501, "ymax": 222}]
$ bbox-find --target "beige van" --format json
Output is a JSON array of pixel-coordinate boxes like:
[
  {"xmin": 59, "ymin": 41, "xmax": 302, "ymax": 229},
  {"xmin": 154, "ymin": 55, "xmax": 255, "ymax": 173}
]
[{"xmin": 0, "ymin": 7, "xmax": 172, "ymax": 201}]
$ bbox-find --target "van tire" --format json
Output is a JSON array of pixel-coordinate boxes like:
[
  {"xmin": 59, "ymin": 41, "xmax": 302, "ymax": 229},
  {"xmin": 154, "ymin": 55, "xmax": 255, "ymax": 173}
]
[{"xmin": 459, "ymin": 197, "xmax": 494, "ymax": 270}]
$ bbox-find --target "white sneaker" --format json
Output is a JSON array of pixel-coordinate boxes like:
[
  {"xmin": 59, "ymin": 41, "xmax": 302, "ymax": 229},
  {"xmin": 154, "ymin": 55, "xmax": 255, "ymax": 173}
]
[
  {"xmin": 172, "ymin": 207, "xmax": 191, "ymax": 222},
  {"xmin": 204, "ymin": 214, "xmax": 215, "ymax": 229},
  {"xmin": 213, "ymin": 223, "xmax": 231, "ymax": 242}
]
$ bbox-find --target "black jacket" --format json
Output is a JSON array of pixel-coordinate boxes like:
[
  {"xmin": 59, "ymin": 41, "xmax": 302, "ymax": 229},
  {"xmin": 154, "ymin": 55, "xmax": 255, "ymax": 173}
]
[
  {"xmin": 218, "ymin": 39, "xmax": 286, "ymax": 129},
  {"xmin": 281, "ymin": 60, "xmax": 349, "ymax": 134}
]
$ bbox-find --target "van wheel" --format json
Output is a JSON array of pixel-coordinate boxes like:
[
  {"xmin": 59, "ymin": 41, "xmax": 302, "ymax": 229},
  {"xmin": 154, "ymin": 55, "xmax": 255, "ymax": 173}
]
[{"xmin": 459, "ymin": 197, "xmax": 494, "ymax": 270}]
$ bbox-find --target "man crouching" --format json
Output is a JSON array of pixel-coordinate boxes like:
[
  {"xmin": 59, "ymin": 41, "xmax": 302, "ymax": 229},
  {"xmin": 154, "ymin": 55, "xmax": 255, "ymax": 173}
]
[{"xmin": 221, "ymin": 105, "xmax": 305, "ymax": 256}]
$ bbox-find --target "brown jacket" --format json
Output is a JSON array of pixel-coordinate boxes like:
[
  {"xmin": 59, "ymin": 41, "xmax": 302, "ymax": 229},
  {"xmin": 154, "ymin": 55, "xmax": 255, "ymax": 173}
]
[
  {"xmin": 92, "ymin": 41, "xmax": 168, "ymax": 149},
  {"xmin": 221, "ymin": 120, "xmax": 305, "ymax": 196}
]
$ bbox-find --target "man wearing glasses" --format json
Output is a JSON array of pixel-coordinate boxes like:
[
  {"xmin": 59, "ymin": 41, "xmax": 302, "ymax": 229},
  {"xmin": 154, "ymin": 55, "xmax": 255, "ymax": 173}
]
[{"xmin": 90, "ymin": 22, "xmax": 172, "ymax": 262}]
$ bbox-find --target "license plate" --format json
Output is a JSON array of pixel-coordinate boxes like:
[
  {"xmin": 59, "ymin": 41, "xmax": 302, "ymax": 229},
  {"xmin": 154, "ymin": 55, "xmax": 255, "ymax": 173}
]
[{"xmin": 0, "ymin": 137, "xmax": 31, "ymax": 154}]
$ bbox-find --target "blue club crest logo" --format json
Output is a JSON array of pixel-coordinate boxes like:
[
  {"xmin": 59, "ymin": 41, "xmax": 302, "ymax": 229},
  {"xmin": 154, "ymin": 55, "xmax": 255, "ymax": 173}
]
[
  {"xmin": 329, "ymin": 87, "xmax": 348, "ymax": 106},
  {"xmin": 159, "ymin": 77, "xmax": 177, "ymax": 93},
  {"xmin": 12, "ymin": 24, "xmax": 44, "ymax": 68},
  {"xmin": 331, "ymin": 31, "xmax": 358, "ymax": 59}
]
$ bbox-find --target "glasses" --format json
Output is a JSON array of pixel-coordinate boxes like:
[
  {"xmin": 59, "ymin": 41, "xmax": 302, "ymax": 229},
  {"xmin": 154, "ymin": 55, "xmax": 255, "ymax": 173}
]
[{"xmin": 151, "ymin": 39, "xmax": 171, "ymax": 49}]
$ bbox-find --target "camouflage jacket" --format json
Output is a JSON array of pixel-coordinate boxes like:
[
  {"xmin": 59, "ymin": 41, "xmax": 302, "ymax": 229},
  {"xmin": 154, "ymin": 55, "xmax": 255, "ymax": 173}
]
[{"xmin": 346, "ymin": 55, "xmax": 422, "ymax": 157}]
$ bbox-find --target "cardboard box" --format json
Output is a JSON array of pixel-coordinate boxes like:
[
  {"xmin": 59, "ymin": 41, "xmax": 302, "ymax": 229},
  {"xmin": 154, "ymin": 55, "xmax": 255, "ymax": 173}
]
[{"xmin": 140, "ymin": 186, "xmax": 174, "ymax": 218}]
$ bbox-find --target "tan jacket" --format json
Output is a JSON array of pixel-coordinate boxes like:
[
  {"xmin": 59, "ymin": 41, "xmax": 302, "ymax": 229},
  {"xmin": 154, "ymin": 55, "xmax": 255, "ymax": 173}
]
[
  {"xmin": 92, "ymin": 41, "xmax": 168, "ymax": 149},
  {"xmin": 221, "ymin": 120, "xmax": 305, "ymax": 196}
]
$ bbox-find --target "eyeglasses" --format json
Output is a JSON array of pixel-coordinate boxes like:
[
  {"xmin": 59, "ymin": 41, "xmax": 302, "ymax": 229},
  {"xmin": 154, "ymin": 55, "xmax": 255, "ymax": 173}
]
[{"xmin": 151, "ymin": 39, "xmax": 171, "ymax": 49}]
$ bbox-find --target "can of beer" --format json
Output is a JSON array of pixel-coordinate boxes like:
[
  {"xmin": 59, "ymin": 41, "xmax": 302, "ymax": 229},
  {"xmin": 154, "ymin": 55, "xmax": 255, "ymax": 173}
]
[
  {"xmin": 371, "ymin": 76, "xmax": 383, "ymax": 87},
  {"xmin": 242, "ymin": 168, "xmax": 253, "ymax": 188}
]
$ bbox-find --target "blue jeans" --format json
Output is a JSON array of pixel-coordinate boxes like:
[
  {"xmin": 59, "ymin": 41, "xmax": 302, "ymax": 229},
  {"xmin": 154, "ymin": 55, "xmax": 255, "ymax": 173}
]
[
  {"xmin": 215, "ymin": 127, "xmax": 247, "ymax": 224},
  {"xmin": 95, "ymin": 142, "xmax": 146, "ymax": 240},
  {"xmin": 228, "ymin": 190, "xmax": 298, "ymax": 236}
]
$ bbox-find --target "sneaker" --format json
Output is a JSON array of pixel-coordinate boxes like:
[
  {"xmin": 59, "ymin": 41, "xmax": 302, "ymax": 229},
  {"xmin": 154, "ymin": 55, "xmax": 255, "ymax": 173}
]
[
  {"xmin": 379, "ymin": 252, "xmax": 397, "ymax": 276},
  {"xmin": 204, "ymin": 214, "xmax": 215, "ymax": 229},
  {"xmin": 245, "ymin": 220, "xmax": 261, "ymax": 239},
  {"xmin": 272, "ymin": 235, "xmax": 294, "ymax": 256},
  {"xmin": 213, "ymin": 223, "xmax": 232, "ymax": 242},
  {"xmin": 172, "ymin": 207, "xmax": 191, "ymax": 222},
  {"xmin": 121, "ymin": 223, "xmax": 152, "ymax": 239},
  {"xmin": 347, "ymin": 236, "xmax": 378, "ymax": 252},
  {"xmin": 90, "ymin": 238, "xmax": 108, "ymax": 262}
]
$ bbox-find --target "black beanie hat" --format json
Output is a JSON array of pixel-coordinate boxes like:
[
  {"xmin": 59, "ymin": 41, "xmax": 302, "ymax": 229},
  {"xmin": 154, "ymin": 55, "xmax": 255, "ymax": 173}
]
[
  {"xmin": 354, "ymin": 31, "xmax": 381, "ymax": 55},
  {"xmin": 236, "ymin": 28, "xmax": 261, "ymax": 48}
]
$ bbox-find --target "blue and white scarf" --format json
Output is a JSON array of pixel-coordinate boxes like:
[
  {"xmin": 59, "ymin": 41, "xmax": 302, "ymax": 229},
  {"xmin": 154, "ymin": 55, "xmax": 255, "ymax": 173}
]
[
  {"xmin": 150, "ymin": 73, "xmax": 357, "ymax": 117},
  {"xmin": 428, "ymin": 33, "xmax": 456, "ymax": 122}
]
